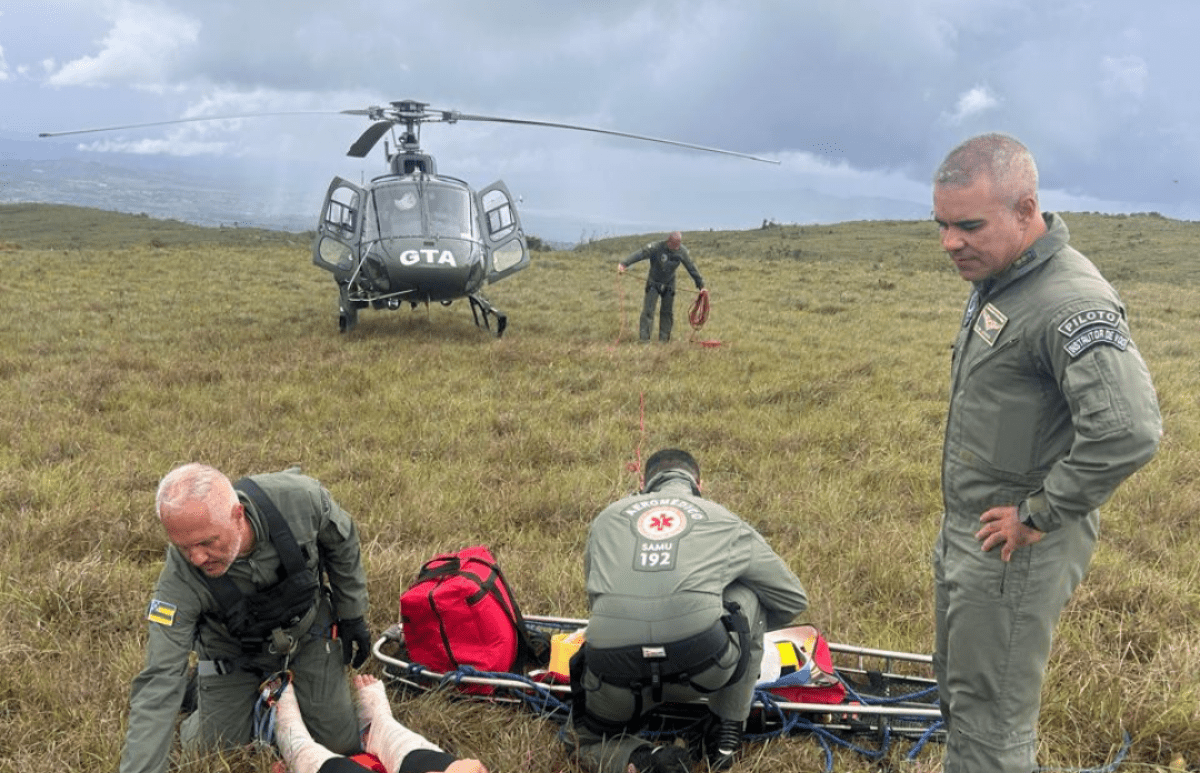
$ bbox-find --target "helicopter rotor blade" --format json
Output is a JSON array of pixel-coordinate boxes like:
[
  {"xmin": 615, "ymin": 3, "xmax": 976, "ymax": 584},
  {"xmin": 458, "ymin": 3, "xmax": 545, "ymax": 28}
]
[
  {"xmin": 40, "ymin": 101, "xmax": 779, "ymax": 165},
  {"xmin": 449, "ymin": 112, "xmax": 780, "ymax": 165},
  {"xmin": 38, "ymin": 112, "xmax": 341, "ymax": 138},
  {"xmin": 347, "ymin": 121, "xmax": 396, "ymax": 158}
]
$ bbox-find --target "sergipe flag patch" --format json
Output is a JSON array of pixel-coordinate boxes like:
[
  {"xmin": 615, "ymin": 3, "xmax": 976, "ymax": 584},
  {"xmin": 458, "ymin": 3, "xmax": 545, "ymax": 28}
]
[{"xmin": 147, "ymin": 599, "xmax": 177, "ymax": 627}]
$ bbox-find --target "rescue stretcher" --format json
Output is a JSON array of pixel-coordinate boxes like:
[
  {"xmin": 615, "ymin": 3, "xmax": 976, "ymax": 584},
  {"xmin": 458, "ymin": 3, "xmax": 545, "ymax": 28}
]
[{"xmin": 371, "ymin": 614, "xmax": 945, "ymax": 765}]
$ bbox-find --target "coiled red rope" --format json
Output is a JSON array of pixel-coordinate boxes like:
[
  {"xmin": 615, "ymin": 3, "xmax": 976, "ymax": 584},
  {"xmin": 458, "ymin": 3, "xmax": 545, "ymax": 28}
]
[
  {"xmin": 688, "ymin": 289, "xmax": 721, "ymax": 347},
  {"xmin": 689, "ymin": 288, "xmax": 711, "ymax": 330}
]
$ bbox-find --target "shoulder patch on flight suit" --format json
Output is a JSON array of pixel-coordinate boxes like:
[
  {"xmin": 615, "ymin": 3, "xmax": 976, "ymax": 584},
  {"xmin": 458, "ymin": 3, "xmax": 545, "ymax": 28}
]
[
  {"xmin": 1063, "ymin": 327, "xmax": 1129, "ymax": 358},
  {"xmin": 1056, "ymin": 308, "xmax": 1122, "ymax": 337},
  {"xmin": 973, "ymin": 303, "xmax": 1008, "ymax": 346},
  {"xmin": 146, "ymin": 598, "xmax": 177, "ymax": 626},
  {"xmin": 1057, "ymin": 308, "xmax": 1129, "ymax": 358}
]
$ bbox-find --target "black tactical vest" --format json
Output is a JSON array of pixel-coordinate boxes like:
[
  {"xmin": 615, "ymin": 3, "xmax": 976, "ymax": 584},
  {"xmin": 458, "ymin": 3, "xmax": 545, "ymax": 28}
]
[{"xmin": 201, "ymin": 477, "xmax": 321, "ymax": 649}]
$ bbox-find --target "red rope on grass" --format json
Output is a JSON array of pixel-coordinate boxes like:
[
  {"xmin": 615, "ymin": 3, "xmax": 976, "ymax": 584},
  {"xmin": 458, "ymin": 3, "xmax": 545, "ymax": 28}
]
[
  {"xmin": 688, "ymin": 289, "xmax": 721, "ymax": 347},
  {"xmin": 625, "ymin": 391, "xmax": 646, "ymax": 488},
  {"xmin": 689, "ymin": 288, "xmax": 710, "ymax": 329}
]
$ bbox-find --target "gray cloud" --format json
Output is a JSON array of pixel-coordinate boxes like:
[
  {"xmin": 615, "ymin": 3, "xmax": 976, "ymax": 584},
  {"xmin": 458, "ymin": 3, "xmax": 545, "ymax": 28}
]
[{"xmin": 4, "ymin": 0, "xmax": 1197, "ymax": 239}]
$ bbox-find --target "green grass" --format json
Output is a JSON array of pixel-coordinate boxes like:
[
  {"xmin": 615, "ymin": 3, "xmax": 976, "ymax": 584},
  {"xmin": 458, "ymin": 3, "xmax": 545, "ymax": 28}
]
[{"xmin": 1, "ymin": 204, "xmax": 1198, "ymax": 772}]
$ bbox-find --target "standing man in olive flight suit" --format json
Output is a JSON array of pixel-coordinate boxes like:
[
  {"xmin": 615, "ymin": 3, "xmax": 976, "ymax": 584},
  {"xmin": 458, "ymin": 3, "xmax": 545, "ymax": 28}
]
[
  {"xmin": 118, "ymin": 463, "xmax": 373, "ymax": 773},
  {"xmin": 931, "ymin": 133, "xmax": 1162, "ymax": 773},
  {"xmin": 618, "ymin": 231, "xmax": 705, "ymax": 342},
  {"xmin": 565, "ymin": 449, "xmax": 808, "ymax": 773}
]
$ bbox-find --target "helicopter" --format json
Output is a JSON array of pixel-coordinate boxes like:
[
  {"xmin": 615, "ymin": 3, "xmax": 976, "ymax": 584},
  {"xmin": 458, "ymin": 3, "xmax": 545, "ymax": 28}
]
[{"xmin": 41, "ymin": 100, "xmax": 779, "ymax": 336}]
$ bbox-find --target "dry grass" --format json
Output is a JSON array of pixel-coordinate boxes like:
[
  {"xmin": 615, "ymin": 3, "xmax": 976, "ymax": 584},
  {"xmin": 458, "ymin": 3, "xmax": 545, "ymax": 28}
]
[{"xmin": 1, "ymin": 204, "xmax": 1198, "ymax": 772}]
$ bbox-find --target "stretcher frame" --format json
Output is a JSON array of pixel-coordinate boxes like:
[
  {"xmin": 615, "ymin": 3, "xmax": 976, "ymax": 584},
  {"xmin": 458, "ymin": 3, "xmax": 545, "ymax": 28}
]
[{"xmin": 372, "ymin": 614, "xmax": 943, "ymax": 745}]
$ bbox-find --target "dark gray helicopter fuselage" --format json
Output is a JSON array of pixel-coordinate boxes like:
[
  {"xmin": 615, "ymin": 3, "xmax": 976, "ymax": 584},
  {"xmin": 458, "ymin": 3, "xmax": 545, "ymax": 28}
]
[
  {"xmin": 313, "ymin": 168, "xmax": 529, "ymax": 333},
  {"xmin": 354, "ymin": 176, "xmax": 487, "ymax": 301}
]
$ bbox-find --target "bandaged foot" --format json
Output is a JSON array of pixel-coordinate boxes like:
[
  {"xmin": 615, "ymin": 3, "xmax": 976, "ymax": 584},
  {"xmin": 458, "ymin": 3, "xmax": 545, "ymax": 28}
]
[
  {"xmin": 354, "ymin": 674, "xmax": 448, "ymax": 772},
  {"xmin": 352, "ymin": 674, "xmax": 393, "ymax": 729},
  {"xmin": 274, "ymin": 683, "xmax": 338, "ymax": 773}
]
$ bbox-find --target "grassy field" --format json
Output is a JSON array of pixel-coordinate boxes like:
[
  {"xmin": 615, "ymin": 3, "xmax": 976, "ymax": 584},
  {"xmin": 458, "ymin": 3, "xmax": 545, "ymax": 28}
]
[{"xmin": 1, "ymin": 203, "xmax": 1197, "ymax": 772}]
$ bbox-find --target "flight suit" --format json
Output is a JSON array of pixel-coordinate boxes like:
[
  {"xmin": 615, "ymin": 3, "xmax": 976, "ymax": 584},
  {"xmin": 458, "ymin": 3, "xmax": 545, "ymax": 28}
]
[
  {"xmin": 119, "ymin": 469, "xmax": 370, "ymax": 773},
  {"xmin": 567, "ymin": 475, "xmax": 808, "ymax": 773},
  {"xmin": 620, "ymin": 240, "xmax": 705, "ymax": 341},
  {"xmin": 935, "ymin": 213, "xmax": 1161, "ymax": 773}
]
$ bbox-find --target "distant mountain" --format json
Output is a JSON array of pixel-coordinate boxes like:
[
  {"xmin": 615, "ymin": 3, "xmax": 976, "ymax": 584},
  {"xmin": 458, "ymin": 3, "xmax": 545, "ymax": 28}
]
[
  {"xmin": 1, "ymin": 138, "xmax": 932, "ymax": 244},
  {"xmin": 1, "ymin": 150, "xmax": 315, "ymax": 233}
]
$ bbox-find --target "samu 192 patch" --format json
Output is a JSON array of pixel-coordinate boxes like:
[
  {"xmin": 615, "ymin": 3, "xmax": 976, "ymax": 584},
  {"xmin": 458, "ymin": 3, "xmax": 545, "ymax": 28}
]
[
  {"xmin": 146, "ymin": 598, "xmax": 177, "ymax": 627},
  {"xmin": 632, "ymin": 505, "xmax": 688, "ymax": 572}
]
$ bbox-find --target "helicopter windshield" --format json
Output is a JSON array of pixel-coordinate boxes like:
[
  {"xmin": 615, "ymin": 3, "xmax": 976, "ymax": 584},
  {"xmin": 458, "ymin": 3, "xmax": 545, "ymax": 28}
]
[
  {"xmin": 367, "ymin": 181, "xmax": 475, "ymax": 241},
  {"xmin": 423, "ymin": 183, "xmax": 474, "ymax": 238},
  {"xmin": 371, "ymin": 184, "xmax": 423, "ymax": 238}
]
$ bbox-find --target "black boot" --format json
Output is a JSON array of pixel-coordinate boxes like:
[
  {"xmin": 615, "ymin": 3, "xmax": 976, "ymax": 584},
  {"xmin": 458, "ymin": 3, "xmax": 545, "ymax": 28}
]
[
  {"xmin": 705, "ymin": 717, "xmax": 744, "ymax": 771},
  {"xmin": 628, "ymin": 744, "xmax": 691, "ymax": 773}
]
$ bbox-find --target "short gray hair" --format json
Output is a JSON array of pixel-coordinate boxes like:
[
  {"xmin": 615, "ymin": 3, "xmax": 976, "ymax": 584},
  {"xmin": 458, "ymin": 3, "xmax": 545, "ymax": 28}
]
[
  {"xmin": 156, "ymin": 463, "xmax": 236, "ymax": 520},
  {"xmin": 934, "ymin": 133, "xmax": 1039, "ymax": 208}
]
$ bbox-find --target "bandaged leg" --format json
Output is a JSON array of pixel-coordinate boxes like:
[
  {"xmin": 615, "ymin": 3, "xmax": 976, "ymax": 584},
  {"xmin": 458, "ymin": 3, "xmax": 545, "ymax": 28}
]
[
  {"xmin": 354, "ymin": 675, "xmax": 449, "ymax": 771},
  {"xmin": 275, "ymin": 683, "xmax": 339, "ymax": 773}
]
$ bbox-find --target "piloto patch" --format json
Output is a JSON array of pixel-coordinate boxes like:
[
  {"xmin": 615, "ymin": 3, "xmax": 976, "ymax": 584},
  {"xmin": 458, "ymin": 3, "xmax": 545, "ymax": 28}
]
[
  {"xmin": 1057, "ymin": 308, "xmax": 1122, "ymax": 337},
  {"xmin": 147, "ymin": 599, "xmax": 177, "ymax": 627},
  {"xmin": 973, "ymin": 303, "xmax": 1008, "ymax": 346},
  {"xmin": 1057, "ymin": 308, "xmax": 1128, "ymax": 358}
]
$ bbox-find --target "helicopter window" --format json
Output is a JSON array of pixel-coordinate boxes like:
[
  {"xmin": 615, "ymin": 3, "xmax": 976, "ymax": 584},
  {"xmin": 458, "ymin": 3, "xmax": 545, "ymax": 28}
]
[
  {"xmin": 424, "ymin": 185, "xmax": 473, "ymax": 238},
  {"xmin": 317, "ymin": 236, "xmax": 354, "ymax": 270},
  {"xmin": 481, "ymin": 189, "xmax": 516, "ymax": 239},
  {"xmin": 324, "ymin": 187, "xmax": 359, "ymax": 234},
  {"xmin": 492, "ymin": 240, "xmax": 524, "ymax": 273},
  {"xmin": 373, "ymin": 186, "xmax": 423, "ymax": 238}
]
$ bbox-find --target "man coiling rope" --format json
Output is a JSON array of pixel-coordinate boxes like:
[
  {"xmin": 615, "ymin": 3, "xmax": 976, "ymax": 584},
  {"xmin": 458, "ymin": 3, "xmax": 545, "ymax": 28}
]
[{"xmin": 617, "ymin": 231, "xmax": 705, "ymax": 343}]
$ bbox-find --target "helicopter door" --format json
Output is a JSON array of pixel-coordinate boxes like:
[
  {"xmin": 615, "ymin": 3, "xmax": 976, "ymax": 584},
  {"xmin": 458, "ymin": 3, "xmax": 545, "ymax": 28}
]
[
  {"xmin": 313, "ymin": 177, "xmax": 365, "ymax": 273},
  {"xmin": 476, "ymin": 181, "xmax": 530, "ymax": 283}
]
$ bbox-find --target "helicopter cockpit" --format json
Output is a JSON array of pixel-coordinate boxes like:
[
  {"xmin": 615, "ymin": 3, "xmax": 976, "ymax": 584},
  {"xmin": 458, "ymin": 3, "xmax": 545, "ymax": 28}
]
[{"xmin": 367, "ymin": 179, "xmax": 477, "ymax": 241}]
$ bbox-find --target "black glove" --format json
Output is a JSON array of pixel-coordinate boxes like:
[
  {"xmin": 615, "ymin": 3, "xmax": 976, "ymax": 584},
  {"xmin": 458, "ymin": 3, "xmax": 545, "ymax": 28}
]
[{"xmin": 337, "ymin": 617, "xmax": 372, "ymax": 668}]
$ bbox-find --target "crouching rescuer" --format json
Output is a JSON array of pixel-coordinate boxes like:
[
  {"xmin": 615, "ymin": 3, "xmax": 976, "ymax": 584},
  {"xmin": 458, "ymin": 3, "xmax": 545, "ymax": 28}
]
[
  {"xmin": 118, "ymin": 464, "xmax": 373, "ymax": 773},
  {"xmin": 564, "ymin": 449, "xmax": 809, "ymax": 773}
]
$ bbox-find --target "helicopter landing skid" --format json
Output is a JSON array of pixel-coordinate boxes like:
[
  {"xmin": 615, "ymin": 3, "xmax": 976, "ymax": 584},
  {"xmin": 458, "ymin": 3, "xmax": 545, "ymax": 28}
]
[
  {"xmin": 468, "ymin": 293, "xmax": 507, "ymax": 337},
  {"xmin": 338, "ymin": 284, "xmax": 363, "ymax": 333}
]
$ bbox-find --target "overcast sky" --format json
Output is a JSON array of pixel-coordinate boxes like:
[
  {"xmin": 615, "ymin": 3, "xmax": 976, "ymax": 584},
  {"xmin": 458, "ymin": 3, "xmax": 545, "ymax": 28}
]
[{"xmin": 2, "ymin": 0, "xmax": 1197, "ymax": 240}]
